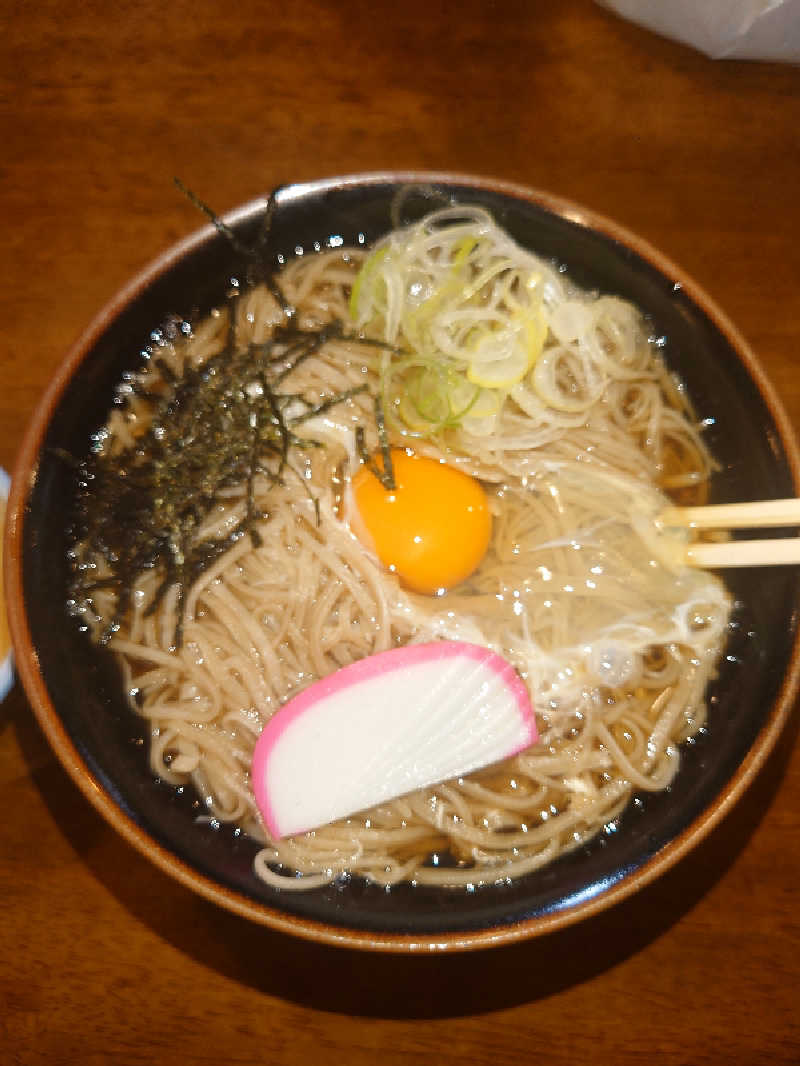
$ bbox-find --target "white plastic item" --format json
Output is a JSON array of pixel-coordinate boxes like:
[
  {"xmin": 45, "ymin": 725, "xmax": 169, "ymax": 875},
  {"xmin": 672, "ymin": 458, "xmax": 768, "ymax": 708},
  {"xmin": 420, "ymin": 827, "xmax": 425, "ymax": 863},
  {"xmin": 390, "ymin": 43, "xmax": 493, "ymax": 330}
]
[
  {"xmin": 0, "ymin": 467, "xmax": 13, "ymax": 702},
  {"xmin": 598, "ymin": 0, "xmax": 800, "ymax": 62}
]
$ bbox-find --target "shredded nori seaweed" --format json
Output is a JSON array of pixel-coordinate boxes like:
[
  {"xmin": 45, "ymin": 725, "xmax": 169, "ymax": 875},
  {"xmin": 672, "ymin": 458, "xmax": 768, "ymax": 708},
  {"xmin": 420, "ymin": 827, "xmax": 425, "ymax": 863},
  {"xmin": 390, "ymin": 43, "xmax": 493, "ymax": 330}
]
[
  {"xmin": 174, "ymin": 178, "xmax": 292, "ymax": 313},
  {"xmin": 70, "ymin": 185, "xmax": 398, "ymax": 649},
  {"xmin": 355, "ymin": 394, "xmax": 396, "ymax": 489},
  {"xmin": 72, "ymin": 303, "xmax": 371, "ymax": 648}
]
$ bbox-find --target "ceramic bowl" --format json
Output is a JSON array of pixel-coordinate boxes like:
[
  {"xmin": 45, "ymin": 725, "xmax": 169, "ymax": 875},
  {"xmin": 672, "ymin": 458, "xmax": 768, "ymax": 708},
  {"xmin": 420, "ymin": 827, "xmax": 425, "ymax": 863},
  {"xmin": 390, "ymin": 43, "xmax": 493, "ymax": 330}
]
[{"xmin": 6, "ymin": 173, "xmax": 800, "ymax": 951}]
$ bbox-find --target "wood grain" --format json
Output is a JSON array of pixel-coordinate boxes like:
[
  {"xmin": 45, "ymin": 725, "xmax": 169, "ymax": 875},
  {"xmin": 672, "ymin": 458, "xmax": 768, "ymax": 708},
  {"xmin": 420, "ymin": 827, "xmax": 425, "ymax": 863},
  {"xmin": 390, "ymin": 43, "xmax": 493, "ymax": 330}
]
[{"xmin": 2, "ymin": 2, "xmax": 799, "ymax": 1062}]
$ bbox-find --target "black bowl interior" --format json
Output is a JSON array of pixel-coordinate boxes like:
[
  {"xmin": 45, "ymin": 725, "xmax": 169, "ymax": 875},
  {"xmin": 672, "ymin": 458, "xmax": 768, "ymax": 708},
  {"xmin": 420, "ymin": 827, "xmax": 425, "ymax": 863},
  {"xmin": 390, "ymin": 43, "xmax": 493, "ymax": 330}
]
[{"xmin": 21, "ymin": 175, "xmax": 800, "ymax": 938}]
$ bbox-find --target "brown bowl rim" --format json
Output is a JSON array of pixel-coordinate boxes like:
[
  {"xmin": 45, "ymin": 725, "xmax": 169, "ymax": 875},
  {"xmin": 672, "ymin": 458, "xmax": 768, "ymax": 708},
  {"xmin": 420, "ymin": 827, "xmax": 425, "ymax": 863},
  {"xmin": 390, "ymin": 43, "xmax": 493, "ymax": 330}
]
[{"xmin": 5, "ymin": 170, "xmax": 800, "ymax": 953}]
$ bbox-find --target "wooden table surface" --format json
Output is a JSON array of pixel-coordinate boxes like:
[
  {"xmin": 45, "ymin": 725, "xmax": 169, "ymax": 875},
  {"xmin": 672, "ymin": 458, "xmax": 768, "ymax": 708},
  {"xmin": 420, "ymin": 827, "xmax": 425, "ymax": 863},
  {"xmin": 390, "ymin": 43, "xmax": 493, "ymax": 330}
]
[{"xmin": 2, "ymin": 2, "xmax": 799, "ymax": 1063}]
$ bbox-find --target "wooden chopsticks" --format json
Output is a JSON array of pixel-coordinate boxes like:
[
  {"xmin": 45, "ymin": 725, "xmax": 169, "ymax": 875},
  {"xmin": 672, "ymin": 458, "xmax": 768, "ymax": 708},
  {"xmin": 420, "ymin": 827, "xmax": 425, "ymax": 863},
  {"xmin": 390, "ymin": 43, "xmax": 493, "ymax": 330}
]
[{"xmin": 659, "ymin": 498, "xmax": 800, "ymax": 568}]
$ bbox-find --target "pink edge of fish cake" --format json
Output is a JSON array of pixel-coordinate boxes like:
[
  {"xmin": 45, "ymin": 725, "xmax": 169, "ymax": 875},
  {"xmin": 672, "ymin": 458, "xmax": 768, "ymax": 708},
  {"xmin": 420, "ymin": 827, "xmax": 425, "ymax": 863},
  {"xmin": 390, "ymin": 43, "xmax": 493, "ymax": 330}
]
[{"xmin": 251, "ymin": 640, "xmax": 537, "ymax": 840}]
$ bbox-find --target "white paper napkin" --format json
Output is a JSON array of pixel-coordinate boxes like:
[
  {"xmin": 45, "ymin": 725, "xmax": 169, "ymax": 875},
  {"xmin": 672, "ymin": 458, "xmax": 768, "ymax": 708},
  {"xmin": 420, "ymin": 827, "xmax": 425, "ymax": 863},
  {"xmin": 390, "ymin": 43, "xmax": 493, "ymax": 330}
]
[{"xmin": 598, "ymin": 0, "xmax": 800, "ymax": 62}]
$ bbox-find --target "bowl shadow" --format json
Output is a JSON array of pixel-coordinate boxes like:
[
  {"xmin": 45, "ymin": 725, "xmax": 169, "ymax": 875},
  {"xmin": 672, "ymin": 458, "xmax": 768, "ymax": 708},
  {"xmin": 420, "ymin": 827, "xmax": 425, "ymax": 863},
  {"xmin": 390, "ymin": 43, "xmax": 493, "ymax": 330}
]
[{"xmin": 15, "ymin": 691, "xmax": 799, "ymax": 1019}]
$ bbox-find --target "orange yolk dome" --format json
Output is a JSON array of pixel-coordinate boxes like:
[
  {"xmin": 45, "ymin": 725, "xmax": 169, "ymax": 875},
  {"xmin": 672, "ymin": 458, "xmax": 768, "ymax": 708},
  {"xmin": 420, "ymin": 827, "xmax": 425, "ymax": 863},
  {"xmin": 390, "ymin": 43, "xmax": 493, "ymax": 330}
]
[{"xmin": 350, "ymin": 449, "xmax": 492, "ymax": 595}]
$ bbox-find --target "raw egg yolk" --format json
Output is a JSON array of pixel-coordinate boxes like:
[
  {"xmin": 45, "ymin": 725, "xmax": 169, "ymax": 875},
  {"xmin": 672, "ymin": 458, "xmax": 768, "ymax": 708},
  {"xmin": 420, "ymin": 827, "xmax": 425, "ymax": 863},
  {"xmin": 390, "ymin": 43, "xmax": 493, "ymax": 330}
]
[{"xmin": 350, "ymin": 449, "xmax": 492, "ymax": 595}]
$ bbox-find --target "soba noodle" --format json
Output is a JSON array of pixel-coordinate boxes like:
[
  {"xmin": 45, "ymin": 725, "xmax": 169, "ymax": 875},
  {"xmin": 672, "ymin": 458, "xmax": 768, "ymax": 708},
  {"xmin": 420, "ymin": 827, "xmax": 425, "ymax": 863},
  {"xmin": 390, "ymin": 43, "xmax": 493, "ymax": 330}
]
[{"xmin": 74, "ymin": 206, "xmax": 730, "ymax": 889}]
